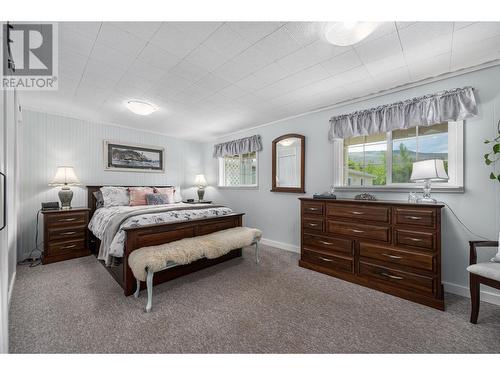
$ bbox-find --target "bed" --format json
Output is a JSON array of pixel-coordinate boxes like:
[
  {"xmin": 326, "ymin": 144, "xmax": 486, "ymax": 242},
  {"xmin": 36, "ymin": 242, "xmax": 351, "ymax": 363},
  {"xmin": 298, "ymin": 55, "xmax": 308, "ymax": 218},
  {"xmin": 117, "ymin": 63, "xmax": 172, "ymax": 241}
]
[{"xmin": 86, "ymin": 185, "xmax": 244, "ymax": 296}]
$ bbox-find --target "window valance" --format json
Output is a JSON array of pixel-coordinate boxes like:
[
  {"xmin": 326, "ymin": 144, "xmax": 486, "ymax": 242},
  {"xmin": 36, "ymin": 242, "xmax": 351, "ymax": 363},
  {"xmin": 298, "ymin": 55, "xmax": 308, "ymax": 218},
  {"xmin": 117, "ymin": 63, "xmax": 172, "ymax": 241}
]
[
  {"xmin": 213, "ymin": 135, "xmax": 263, "ymax": 158},
  {"xmin": 328, "ymin": 87, "xmax": 478, "ymax": 140}
]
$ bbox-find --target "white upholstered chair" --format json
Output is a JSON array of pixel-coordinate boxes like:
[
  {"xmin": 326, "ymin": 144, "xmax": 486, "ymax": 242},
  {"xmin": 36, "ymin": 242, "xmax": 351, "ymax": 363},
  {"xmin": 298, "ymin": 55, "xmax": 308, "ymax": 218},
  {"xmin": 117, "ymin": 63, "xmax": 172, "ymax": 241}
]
[{"xmin": 467, "ymin": 241, "xmax": 500, "ymax": 324}]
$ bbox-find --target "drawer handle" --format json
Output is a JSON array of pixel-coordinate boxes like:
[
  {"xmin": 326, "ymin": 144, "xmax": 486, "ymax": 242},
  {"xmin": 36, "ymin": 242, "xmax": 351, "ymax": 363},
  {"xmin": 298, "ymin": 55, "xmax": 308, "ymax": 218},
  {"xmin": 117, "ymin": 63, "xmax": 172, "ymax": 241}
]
[
  {"xmin": 406, "ymin": 237, "xmax": 423, "ymax": 242},
  {"xmin": 381, "ymin": 272, "xmax": 404, "ymax": 280},
  {"xmin": 351, "ymin": 211, "xmax": 364, "ymax": 215},
  {"xmin": 308, "ymin": 207, "xmax": 319, "ymax": 211},
  {"xmin": 405, "ymin": 216, "xmax": 422, "ymax": 220},
  {"xmin": 61, "ymin": 231, "xmax": 77, "ymax": 235},
  {"xmin": 382, "ymin": 253, "xmax": 403, "ymax": 259},
  {"xmin": 318, "ymin": 256, "xmax": 333, "ymax": 262},
  {"xmin": 59, "ymin": 218, "xmax": 77, "ymax": 222},
  {"xmin": 308, "ymin": 223, "xmax": 319, "ymax": 227},
  {"xmin": 319, "ymin": 240, "xmax": 333, "ymax": 245},
  {"xmin": 351, "ymin": 229, "xmax": 364, "ymax": 233},
  {"xmin": 62, "ymin": 244, "xmax": 77, "ymax": 249}
]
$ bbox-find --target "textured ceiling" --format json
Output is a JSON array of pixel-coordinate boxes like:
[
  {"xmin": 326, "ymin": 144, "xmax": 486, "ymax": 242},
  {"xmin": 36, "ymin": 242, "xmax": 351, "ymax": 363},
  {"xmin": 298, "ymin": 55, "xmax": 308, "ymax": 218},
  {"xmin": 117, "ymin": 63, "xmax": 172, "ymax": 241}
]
[{"xmin": 18, "ymin": 21, "xmax": 500, "ymax": 140}]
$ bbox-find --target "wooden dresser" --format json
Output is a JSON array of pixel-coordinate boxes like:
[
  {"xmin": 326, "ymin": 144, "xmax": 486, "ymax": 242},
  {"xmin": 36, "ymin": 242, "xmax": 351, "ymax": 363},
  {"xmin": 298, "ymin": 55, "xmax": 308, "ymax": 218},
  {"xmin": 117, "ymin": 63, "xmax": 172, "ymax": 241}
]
[
  {"xmin": 41, "ymin": 208, "xmax": 91, "ymax": 264},
  {"xmin": 299, "ymin": 198, "xmax": 445, "ymax": 310}
]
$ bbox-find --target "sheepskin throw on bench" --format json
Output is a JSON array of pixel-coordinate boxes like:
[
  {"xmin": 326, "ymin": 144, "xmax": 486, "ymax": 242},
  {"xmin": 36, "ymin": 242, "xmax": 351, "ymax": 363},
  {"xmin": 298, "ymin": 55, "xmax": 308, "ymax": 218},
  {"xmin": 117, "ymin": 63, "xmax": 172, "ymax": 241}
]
[{"xmin": 128, "ymin": 227, "xmax": 263, "ymax": 281}]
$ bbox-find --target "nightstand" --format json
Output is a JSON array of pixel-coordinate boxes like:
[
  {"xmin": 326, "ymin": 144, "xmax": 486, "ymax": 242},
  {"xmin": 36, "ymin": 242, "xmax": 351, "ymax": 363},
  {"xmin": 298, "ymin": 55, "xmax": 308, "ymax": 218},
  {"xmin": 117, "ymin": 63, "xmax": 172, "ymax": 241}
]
[
  {"xmin": 182, "ymin": 200, "xmax": 213, "ymax": 204},
  {"xmin": 41, "ymin": 207, "xmax": 91, "ymax": 264}
]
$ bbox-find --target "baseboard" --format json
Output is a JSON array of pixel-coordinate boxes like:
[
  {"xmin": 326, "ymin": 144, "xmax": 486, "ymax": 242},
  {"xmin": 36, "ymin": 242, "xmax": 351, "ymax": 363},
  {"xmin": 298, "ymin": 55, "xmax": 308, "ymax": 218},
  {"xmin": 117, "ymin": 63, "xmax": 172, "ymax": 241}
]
[
  {"xmin": 8, "ymin": 271, "xmax": 16, "ymax": 308},
  {"xmin": 443, "ymin": 281, "xmax": 500, "ymax": 306},
  {"xmin": 260, "ymin": 238, "xmax": 300, "ymax": 253}
]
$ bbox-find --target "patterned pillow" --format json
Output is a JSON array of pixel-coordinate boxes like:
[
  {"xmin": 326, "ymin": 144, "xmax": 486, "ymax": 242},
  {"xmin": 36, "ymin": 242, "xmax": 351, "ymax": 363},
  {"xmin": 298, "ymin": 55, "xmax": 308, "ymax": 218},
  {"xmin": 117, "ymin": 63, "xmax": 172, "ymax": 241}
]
[
  {"xmin": 145, "ymin": 193, "xmax": 171, "ymax": 205},
  {"xmin": 100, "ymin": 186, "xmax": 130, "ymax": 207},
  {"xmin": 129, "ymin": 187, "xmax": 154, "ymax": 206},
  {"xmin": 93, "ymin": 191, "xmax": 104, "ymax": 209},
  {"xmin": 154, "ymin": 187, "xmax": 175, "ymax": 202}
]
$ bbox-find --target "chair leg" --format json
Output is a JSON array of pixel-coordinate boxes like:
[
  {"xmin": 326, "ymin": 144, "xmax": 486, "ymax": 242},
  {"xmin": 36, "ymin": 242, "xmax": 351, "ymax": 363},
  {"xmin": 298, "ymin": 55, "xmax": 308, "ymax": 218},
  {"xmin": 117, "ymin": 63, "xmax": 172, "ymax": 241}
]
[
  {"xmin": 146, "ymin": 269, "xmax": 154, "ymax": 313},
  {"xmin": 470, "ymin": 274, "xmax": 480, "ymax": 324}
]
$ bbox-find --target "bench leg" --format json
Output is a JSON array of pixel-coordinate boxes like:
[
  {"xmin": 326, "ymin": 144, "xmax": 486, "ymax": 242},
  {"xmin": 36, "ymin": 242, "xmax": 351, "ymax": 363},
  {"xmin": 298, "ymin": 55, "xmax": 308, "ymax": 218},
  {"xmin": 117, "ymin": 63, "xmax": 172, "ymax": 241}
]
[
  {"xmin": 470, "ymin": 274, "xmax": 480, "ymax": 324},
  {"xmin": 255, "ymin": 241, "xmax": 260, "ymax": 264},
  {"xmin": 134, "ymin": 278, "xmax": 141, "ymax": 298},
  {"xmin": 146, "ymin": 269, "xmax": 154, "ymax": 313}
]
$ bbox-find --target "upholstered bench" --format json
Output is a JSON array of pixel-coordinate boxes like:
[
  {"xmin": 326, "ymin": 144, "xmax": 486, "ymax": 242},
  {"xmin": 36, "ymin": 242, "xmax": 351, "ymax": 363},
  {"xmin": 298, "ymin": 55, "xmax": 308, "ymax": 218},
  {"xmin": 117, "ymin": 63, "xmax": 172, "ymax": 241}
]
[{"xmin": 129, "ymin": 227, "xmax": 262, "ymax": 312}]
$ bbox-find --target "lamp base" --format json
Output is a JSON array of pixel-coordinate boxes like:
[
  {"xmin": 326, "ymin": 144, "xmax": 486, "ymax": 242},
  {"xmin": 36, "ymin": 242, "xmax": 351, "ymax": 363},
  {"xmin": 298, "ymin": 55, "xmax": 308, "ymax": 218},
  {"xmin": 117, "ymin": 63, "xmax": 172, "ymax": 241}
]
[
  {"xmin": 197, "ymin": 187, "xmax": 205, "ymax": 202},
  {"xmin": 58, "ymin": 186, "xmax": 73, "ymax": 209}
]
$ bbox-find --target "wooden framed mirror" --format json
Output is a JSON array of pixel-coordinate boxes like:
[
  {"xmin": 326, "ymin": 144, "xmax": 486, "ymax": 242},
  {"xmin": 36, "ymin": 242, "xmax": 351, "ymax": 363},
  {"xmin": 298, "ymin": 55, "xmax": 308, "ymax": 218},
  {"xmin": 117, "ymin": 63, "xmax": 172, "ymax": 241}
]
[{"xmin": 271, "ymin": 134, "xmax": 305, "ymax": 193}]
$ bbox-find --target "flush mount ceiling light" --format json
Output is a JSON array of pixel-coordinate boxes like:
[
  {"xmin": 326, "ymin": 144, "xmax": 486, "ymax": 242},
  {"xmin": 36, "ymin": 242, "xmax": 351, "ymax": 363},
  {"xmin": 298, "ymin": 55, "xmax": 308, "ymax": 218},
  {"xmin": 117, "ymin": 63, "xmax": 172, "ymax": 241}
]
[
  {"xmin": 126, "ymin": 100, "xmax": 158, "ymax": 116},
  {"xmin": 323, "ymin": 22, "xmax": 380, "ymax": 46}
]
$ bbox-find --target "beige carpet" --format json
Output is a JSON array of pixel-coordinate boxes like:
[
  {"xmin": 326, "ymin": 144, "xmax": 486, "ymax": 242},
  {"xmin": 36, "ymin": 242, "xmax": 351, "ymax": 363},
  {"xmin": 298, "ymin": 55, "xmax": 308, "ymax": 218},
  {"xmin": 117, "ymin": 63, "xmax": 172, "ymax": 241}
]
[{"xmin": 9, "ymin": 245, "xmax": 500, "ymax": 353}]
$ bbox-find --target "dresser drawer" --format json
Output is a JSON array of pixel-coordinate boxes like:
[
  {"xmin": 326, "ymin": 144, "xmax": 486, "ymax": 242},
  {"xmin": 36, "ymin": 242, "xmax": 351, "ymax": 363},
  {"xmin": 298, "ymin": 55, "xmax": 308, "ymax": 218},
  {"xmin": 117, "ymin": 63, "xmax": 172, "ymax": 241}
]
[
  {"xmin": 359, "ymin": 242, "xmax": 434, "ymax": 272},
  {"xmin": 302, "ymin": 249, "xmax": 353, "ymax": 273},
  {"xmin": 395, "ymin": 229, "xmax": 436, "ymax": 251},
  {"xmin": 326, "ymin": 203, "xmax": 390, "ymax": 223},
  {"xmin": 46, "ymin": 212, "xmax": 87, "ymax": 228},
  {"xmin": 303, "ymin": 233, "xmax": 353, "ymax": 255},
  {"xmin": 394, "ymin": 207, "xmax": 436, "ymax": 228},
  {"xmin": 302, "ymin": 217, "xmax": 324, "ymax": 232},
  {"xmin": 302, "ymin": 201, "xmax": 324, "ymax": 215},
  {"xmin": 327, "ymin": 220, "xmax": 389, "ymax": 242},
  {"xmin": 47, "ymin": 226, "xmax": 86, "ymax": 242},
  {"xmin": 359, "ymin": 261, "xmax": 434, "ymax": 294},
  {"xmin": 46, "ymin": 238, "xmax": 86, "ymax": 257}
]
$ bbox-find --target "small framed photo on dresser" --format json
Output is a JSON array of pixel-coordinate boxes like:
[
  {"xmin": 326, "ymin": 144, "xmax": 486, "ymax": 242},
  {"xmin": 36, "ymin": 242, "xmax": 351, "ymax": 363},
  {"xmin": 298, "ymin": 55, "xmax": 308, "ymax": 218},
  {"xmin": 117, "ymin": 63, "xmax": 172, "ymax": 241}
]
[{"xmin": 104, "ymin": 140, "xmax": 164, "ymax": 173}]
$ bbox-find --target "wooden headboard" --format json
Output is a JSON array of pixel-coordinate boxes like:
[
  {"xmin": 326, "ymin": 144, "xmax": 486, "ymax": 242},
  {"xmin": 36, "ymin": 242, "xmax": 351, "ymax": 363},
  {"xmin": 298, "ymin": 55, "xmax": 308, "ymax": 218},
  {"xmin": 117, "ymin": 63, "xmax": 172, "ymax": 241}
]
[{"xmin": 86, "ymin": 185, "xmax": 174, "ymax": 218}]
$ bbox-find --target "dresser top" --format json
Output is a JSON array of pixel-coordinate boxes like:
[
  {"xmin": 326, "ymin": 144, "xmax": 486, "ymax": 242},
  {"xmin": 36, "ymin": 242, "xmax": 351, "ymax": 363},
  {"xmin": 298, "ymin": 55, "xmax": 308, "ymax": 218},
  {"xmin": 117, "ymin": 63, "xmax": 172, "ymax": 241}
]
[{"xmin": 299, "ymin": 197, "xmax": 445, "ymax": 208}]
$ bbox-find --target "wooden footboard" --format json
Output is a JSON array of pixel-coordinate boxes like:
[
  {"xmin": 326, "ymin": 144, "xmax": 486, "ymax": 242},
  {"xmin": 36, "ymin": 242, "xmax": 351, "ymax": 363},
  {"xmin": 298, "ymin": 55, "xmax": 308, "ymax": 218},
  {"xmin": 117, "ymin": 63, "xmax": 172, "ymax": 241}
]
[{"xmin": 117, "ymin": 213, "xmax": 244, "ymax": 296}]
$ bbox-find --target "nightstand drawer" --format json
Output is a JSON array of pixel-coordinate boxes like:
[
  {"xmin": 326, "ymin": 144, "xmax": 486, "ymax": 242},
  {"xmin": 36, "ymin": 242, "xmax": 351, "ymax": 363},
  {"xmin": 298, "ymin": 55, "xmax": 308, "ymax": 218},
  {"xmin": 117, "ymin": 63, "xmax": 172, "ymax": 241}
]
[
  {"xmin": 46, "ymin": 238, "xmax": 86, "ymax": 257},
  {"xmin": 47, "ymin": 226, "xmax": 86, "ymax": 242},
  {"xmin": 46, "ymin": 212, "xmax": 87, "ymax": 228}
]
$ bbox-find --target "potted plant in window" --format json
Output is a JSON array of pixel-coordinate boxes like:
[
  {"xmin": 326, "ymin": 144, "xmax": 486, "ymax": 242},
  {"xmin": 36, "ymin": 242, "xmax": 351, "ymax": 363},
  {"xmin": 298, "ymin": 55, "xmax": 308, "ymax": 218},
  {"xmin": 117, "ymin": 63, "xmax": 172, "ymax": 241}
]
[{"xmin": 484, "ymin": 120, "xmax": 500, "ymax": 181}]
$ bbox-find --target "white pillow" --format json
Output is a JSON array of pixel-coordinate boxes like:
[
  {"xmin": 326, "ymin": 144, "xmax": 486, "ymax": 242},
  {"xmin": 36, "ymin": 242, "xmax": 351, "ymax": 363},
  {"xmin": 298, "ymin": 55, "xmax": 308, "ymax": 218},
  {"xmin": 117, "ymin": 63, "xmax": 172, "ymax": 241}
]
[
  {"xmin": 100, "ymin": 186, "xmax": 130, "ymax": 207},
  {"xmin": 173, "ymin": 186, "xmax": 183, "ymax": 203},
  {"xmin": 491, "ymin": 232, "xmax": 500, "ymax": 263}
]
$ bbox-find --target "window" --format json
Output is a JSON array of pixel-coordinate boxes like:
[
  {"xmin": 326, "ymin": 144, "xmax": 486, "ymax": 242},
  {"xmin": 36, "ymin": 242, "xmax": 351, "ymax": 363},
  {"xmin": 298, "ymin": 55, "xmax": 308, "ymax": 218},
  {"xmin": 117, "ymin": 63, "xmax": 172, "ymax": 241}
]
[
  {"xmin": 218, "ymin": 151, "xmax": 258, "ymax": 187},
  {"xmin": 334, "ymin": 121, "xmax": 463, "ymax": 190}
]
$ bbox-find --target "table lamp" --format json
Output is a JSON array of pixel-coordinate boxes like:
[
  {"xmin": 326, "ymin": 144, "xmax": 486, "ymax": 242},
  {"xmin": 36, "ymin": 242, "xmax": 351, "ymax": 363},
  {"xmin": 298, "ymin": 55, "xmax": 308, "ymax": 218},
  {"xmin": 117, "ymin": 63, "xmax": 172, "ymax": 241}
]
[
  {"xmin": 49, "ymin": 166, "xmax": 81, "ymax": 209},
  {"xmin": 194, "ymin": 174, "xmax": 207, "ymax": 202},
  {"xmin": 410, "ymin": 159, "xmax": 448, "ymax": 203}
]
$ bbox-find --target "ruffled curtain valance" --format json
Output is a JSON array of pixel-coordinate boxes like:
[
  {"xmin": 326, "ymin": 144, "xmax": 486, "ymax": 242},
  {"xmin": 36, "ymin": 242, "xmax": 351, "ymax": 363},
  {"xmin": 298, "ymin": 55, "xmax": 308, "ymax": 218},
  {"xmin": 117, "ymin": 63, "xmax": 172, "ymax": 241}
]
[
  {"xmin": 328, "ymin": 87, "xmax": 478, "ymax": 140},
  {"xmin": 213, "ymin": 135, "xmax": 263, "ymax": 158}
]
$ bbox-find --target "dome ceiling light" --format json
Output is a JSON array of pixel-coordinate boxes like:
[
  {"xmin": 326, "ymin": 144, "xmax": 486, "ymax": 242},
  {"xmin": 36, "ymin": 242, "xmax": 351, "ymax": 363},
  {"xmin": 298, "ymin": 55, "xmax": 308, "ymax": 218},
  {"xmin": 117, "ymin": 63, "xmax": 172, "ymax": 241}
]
[
  {"xmin": 126, "ymin": 100, "xmax": 158, "ymax": 116},
  {"xmin": 323, "ymin": 22, "xmax": 380, "ymax": 46}
]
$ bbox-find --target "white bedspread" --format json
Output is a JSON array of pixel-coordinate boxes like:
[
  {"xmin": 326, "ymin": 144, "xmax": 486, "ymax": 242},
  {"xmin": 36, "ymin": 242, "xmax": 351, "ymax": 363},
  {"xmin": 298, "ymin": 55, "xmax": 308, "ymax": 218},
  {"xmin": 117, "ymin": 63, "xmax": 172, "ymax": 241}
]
[{"xmin": 88, "ymin": 203, "xmax": 233, "ymax": 265}]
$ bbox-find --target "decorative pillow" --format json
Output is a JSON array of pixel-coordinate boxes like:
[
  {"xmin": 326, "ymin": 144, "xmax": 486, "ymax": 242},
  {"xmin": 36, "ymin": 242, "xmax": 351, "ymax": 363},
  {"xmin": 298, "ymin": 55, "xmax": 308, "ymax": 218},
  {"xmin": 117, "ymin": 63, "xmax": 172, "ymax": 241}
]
[
  {"xmin": 93, "ymin": 191, "xmax": 104, "ymax": 209},
  {"xmin": 100, "ymin": 186, "xmax": 130, "ymax": 207},
  {"xmin": 173, "ymin": 186, "xmax": 183, "ymax": 203},
  {"xmin": 154, "ymin": 187, "xmax": 175, "ymax": 203},
  {"xmin": 129, "ymin": 187, "xmax": 154, "ymax": 206},
  {"xmin": 146, "ymin": 193, "xmax": 171, "ymax": 205}
]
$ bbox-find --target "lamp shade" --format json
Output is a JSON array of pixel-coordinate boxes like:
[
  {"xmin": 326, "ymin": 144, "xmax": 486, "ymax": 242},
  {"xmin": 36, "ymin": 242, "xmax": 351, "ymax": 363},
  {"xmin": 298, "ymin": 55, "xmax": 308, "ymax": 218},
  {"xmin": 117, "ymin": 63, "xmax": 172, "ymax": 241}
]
[
  {"xmin": 49, "ymin": 166, "xmax": 81, "ymax": 186},
  {"xmin": 410, "ymin": 159, "xmax": 448, "ymax": 182},
  {"xmin": 194, "ymin": 174, "xmax": 207, "ymax": 187}
]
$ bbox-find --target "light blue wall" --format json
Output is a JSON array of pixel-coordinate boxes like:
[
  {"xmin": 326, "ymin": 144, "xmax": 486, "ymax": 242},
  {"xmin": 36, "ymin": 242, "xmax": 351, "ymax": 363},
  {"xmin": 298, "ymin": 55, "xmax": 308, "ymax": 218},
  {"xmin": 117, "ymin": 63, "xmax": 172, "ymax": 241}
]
[
  {"xmin": 204, "ymin": 64, "xmax": 500, "ymax": 302},
  {"xmin": 19, "ymin": 110, "xmax": 205, "ymax": 260}
]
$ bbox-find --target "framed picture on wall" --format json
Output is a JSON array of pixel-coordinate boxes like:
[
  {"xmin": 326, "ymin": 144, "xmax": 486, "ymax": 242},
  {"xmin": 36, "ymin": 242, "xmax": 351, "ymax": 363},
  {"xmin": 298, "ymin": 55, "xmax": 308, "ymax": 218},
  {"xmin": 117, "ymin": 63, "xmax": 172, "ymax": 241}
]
[{"xmin": 104, "ymin": 140, "xmax": 165, "ymax": 173}]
